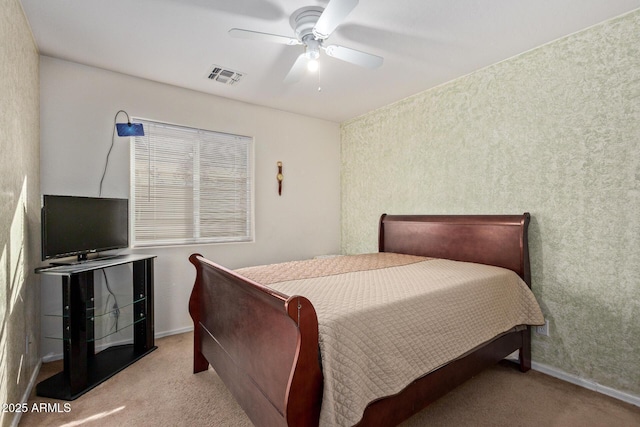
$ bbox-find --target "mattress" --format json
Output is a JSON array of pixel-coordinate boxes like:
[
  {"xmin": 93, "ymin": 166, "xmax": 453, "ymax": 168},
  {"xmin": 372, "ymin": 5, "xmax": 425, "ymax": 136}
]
[{"xmin": 236, "ymin": 253, "xmax": 544, "ymax": 426}]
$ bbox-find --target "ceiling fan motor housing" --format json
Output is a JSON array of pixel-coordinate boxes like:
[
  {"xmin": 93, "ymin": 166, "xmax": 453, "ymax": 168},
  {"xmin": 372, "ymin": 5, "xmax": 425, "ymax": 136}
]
[{"xmin": 290, "ymin": 6, "xmax": 324, "ymax": 41}]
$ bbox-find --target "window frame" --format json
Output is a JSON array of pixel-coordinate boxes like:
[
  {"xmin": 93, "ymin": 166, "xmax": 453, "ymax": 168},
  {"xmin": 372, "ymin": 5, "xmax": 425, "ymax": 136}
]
[{"xmin": 129, "ymin": 118, "xmax": 255, "ymax": 248}]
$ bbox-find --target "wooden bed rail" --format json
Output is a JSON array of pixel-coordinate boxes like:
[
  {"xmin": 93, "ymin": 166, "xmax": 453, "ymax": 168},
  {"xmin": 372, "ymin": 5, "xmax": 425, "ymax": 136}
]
[{"xmin": 188, "ymin": 254, "xmax": 323, "ymax": 427}]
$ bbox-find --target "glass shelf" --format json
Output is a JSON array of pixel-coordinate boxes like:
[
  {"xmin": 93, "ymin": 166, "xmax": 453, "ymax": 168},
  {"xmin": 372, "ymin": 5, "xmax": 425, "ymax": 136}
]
[
  {"xmin": 44, "ymin": 296, "xmax": 146, "ymax": 319},
  {"xmin": 44, "ymin": 296, "xmax": 147, "ymax": 342},
  {"xmin": 91, "ymin": 316, "xmax": 147, "ymax": 342}
]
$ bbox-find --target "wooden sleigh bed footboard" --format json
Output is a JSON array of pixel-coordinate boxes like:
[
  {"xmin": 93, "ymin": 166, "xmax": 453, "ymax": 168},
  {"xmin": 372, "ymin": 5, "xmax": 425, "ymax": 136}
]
[
  {"xmin": 188, "ymin": 254, "xmax": 323, "ymax": 426},
  {"xmin": 189, "ymin": 213, "xmax": 535, "ymax": 427}
]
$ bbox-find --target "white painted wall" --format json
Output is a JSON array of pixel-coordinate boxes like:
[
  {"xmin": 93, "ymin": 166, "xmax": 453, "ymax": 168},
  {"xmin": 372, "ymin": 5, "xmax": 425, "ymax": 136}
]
[{"xmin": 39, "ymin": 56, "xmax": 341, "ymax": 359}]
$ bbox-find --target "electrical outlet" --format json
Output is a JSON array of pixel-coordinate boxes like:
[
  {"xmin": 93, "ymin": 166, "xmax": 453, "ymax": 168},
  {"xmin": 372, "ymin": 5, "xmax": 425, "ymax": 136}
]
[{"xmin": 535, "ymin": 320, "xmax": 550, "ymax": 337}]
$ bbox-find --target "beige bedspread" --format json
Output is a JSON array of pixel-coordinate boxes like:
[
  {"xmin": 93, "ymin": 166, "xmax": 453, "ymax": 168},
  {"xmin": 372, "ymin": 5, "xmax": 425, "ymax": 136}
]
[{"xmin": 237, "ymin": 253, "xmax": 544, "ymax": 427}]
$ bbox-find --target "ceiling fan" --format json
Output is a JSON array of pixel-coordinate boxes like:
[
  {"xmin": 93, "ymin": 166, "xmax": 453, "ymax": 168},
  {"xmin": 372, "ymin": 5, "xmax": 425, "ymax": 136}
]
[{"xmin": 229, "ymin": 0, "xmax": 383, "ymax": 84}]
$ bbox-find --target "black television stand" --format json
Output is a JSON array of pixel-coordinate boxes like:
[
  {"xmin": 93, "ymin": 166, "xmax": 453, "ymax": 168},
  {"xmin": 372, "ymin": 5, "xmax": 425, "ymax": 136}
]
[{"xmin": 35, "ymin": 254, "xmax": 156, "ymax": 400}]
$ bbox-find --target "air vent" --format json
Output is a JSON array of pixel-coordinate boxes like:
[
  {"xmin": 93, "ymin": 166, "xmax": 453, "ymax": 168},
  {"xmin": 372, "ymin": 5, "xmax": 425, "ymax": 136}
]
[{"xmin": 206, "ymin": 65, "xmax": 244, "ymax": 85}]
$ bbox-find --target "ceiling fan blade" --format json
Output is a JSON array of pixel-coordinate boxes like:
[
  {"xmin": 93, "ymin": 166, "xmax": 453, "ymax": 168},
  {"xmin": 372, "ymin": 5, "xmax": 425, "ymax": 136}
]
[
  {"xmin": 313, "ymin": 0, "xmax": 359, "ymax": 39},
  {"xmin": 324, "ymin": 45, "xmax": 383, "ymax": 69},
  {"xmin": 283, "ymin": 54, "xmax": 309, "ymax": 84},
  {"xmin": 228, "ymin": 28, "xmax": 300, "ymax": 46}
]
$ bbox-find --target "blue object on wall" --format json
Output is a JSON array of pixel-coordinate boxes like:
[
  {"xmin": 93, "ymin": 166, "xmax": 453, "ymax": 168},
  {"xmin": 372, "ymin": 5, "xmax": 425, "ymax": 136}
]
[{"xmin": 116, "ymin": 122, "xmax": 145, "ymax": 136}]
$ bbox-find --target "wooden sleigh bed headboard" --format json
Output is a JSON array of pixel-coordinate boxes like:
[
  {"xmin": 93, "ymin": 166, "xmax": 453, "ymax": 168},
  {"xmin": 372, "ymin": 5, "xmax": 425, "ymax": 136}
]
[
  {"xmin": 188, "ymin": 212, "xmax": 533, "ymax": 427},
  {"xmin": 379, "ymin": 213, "xmax": 531, "ymax": 285}
]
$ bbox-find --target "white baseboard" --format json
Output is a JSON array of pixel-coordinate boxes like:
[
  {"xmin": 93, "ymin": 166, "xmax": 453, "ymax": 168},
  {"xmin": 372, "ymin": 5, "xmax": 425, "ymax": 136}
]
[
  {"xmin": 10, "ymin": 359, "xmax": 42, "ymax": 427},
  {"xmin": 531, "ymin": 361, "xmax": 640, "ymax": 408},
  {"xmin": 154, "ymin": 325, "xmax": 193, "ymax": 339},
  {"xmin": 41, "ymin": 326, "xmax": 195, "ymax": 362},
  {"xmin": 42, "ymin": 338, "xmax": 134, "ymax": 362}
]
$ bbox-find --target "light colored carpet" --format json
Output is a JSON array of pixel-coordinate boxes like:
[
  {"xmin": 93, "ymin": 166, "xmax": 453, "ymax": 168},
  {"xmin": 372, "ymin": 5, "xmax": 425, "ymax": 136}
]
[{"xmin": 20, "ymin": 332, "xmax": 640, "ymax": 426}]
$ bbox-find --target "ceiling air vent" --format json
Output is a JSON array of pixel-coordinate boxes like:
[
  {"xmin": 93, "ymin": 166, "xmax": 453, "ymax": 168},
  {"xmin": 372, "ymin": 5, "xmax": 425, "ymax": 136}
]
[{"xmin": 206, "ymin": 65, "xmax": 244, "ymax": 86}]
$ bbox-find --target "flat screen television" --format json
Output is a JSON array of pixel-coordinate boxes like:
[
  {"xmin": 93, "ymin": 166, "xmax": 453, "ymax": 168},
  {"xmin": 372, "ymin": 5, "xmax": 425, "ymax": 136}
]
[{"xmin": 41, "ymin": 195, "xmax": 129, "ymax": 263}]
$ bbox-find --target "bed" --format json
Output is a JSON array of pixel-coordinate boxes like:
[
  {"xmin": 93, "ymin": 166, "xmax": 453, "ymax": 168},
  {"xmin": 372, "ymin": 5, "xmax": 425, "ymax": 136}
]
[{"xmin": 188, "ymin": 213, "xmax": 544, "ymax": 426}]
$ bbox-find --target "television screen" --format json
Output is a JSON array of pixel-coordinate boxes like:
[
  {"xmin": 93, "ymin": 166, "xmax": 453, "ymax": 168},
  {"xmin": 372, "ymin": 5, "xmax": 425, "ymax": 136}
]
[{"xmin": 41, "ymin": 195, "xmax": 129, "ymax": 262}]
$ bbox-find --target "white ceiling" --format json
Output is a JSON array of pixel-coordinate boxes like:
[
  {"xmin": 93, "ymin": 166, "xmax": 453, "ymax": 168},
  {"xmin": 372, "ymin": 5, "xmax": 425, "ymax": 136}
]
[{"xmin": 19, "ymin": 0, "xmax": 640, "ymax": 123}]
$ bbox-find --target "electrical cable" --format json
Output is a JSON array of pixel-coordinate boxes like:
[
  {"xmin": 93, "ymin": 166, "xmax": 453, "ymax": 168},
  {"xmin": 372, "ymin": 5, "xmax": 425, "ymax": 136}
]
[
  {"xmin": 101, "ymin": 269, "xmax": 120, "ymax": 332},
  {"xmin": 99, "ymin": 110, "xmax": 129, "ymax": 197}
]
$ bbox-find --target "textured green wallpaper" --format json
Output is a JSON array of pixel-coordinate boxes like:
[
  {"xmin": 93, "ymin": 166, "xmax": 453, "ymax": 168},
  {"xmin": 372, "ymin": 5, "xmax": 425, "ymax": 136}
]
[
  {"xmin": 341, "ymin": 10, "xmax": 640, "ymax": 396},
  {"xmin": 0, "ymin": 0, "xmax": 40, "ymax": 425}
]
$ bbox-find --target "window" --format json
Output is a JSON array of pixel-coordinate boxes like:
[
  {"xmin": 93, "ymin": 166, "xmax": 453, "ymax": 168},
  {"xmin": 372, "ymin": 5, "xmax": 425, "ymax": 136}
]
[{"xmin": 130, "ymin": 119, "xmax": 253, "ymax": 247}]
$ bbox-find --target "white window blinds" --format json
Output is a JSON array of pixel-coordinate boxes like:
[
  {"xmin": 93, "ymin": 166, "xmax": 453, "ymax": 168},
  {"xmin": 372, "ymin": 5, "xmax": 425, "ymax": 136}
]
[{"xmin": 130, "ymin": 119, "xmax": 253, "ymax": 247}]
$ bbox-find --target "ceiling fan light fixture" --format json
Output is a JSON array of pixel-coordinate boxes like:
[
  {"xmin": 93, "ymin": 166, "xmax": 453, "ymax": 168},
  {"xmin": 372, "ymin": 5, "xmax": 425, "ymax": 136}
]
[
  {"xmin": 304, "ymin": 38, "xmax": 321, "ymax": 56},
  {"xmin": 304, "ymin": 38, "xmax": 320, "ymax": 72},
  {"xmin": 305, "ymin": 47, "xmax": 320, "ymax": 60},
  {"xmin": 307, "ymin": 58, "xmax": 319, "ymax": 72}
]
